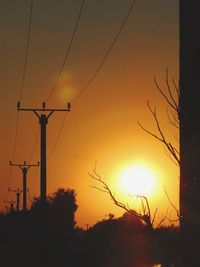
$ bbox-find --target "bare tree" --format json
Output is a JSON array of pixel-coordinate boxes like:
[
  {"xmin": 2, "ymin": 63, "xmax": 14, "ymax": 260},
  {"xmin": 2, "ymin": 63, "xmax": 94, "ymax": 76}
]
[
  {"xmin": 137, "ymin": 69, "xmax": 180, "ymax": 222},
  {"xmin": 89, "ymin": 165, "xmax": 160, "ymax": 231},
  {"xmin": 137, "ymin": 68, "xmax": 180, "ymax": 166}
]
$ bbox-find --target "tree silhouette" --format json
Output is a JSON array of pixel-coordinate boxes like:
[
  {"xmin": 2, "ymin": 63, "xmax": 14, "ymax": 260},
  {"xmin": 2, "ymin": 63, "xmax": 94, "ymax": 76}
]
[
  {"xmin": 137, "ymin": 70, "xmax": 180, "ymax": 223},
  {"xmin": 89, "ymin": 166, "xmax": 159, "ymax": 231},
  {"xmin": 30, "ymin": 188, "xmax": 78, "ymax": 234},
  {"xmin": 51, "ymin": 188, "xmax": 78, "ymax": 232}
]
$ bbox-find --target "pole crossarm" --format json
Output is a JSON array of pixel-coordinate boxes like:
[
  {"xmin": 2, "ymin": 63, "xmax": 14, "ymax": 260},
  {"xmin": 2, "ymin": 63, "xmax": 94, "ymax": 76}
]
[
  {"xmin": 17, "ymin": 102, "xmax": 71, "ymax": 113},
  {"xmin": 9, "ymin": 160, "xmax": 39, "ymax": 170},
  {"xmin": 8, "ymin": 188, "xmax": 23, "ymax": 194},
  {"xmin": 19, "ymin": 108, "xmax": 71, "ymax": 112}
]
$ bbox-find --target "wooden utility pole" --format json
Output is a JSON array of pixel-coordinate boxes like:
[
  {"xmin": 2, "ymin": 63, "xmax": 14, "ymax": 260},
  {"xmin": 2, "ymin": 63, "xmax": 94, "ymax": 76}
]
[
  {"xmin": 8, "ymin": 188, "xmax": 22, "ymax": 212},
  {"xmin": 180, "ymin": 1, "xmax": 200, "ymax": 266},
  {"xmin": 9, "ymin": 161, "xmax": 39, "ymax": 211},
  {"xmin": 180, "ymin": 0, "xmax": 200, "ymax": 235},
  {"xmin": 17, "ymin": 102, "xmax": 71, "ymax": 204}
]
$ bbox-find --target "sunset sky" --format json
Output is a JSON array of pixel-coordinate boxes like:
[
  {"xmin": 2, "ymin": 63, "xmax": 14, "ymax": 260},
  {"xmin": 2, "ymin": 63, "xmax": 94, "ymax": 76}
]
[{"xmin": 0, "ymin": 0, "xmax": 179, "ymax": 228}]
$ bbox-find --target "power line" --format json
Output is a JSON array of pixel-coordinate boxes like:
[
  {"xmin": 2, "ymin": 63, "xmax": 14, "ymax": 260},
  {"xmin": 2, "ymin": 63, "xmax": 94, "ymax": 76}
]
[
  {"xmin": 26, "ymin": 0, "xmax": 84, "ymax": 166},
  {"xmin": 12, "ymin": 0, "xmax": 34, "ymax": 162},
  {"xmin": 45, "ymin": 0, "xmax": 85, "ymax": 102},
  {"xmin": 45, "ymin": 0, "xmax": 136, "ymax": 160},
  {"xmin": 40, "ymin": 0, "xmax": 85, "ymax": 161},
  {"xmin": 32, "ymin": 166, "xmax": 39, "ymax": 196},
  {"xmin": 47, "ymin": 113, "xmax": 69, "ymax": 160},
  {"xmin": 8, "ymin": 0, "xmax": 136, "ymax": 200},
  {"xmin": 8, "ymin": 0, "xmax": 34, "ymax": 194},
  {"xmin": 72, "ymin": 0, "xmax": 136, "ymax": 103},
  {"xmin": 11, "ymin": 0, "xmax": 34, "ymax": 155},
  {"xmin": 28, "ymin": 125, "xmax": 40, "ymax": 163},
  {"xmin": 8, "ymin": 111, "xmax": 20, "ymax": 193},
  {"xmin": 19, "ymin": 0, "xmax": 34, "ymax": 100},
  {"xmin": 11, "ymin": 111, "xmax": 20, "ymax": 162}
]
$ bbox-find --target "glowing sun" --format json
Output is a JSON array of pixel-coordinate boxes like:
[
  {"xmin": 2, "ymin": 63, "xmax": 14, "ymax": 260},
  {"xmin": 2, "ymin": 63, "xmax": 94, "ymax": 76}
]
[{"xmin": 119, "ymin": 164, "xmax": 156, "ymax": 196}]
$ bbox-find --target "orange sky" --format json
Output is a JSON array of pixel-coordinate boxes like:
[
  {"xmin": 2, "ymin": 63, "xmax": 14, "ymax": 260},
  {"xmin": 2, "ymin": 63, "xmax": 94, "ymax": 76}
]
[{"xmin": 0, "ymin": 0, "xmax": 179, "ymax": 228}]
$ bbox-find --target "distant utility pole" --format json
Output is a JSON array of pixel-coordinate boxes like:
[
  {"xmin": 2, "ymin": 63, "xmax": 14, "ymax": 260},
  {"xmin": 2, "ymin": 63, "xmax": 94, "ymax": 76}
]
[
  {"xmin": 8, "ymin": 188, "xmax": 23, "ymax": 212},
  {"xmin": 4, "ymin": 200, "xmax": 16, "ymax": 213},
  {"xmin": 9, "ymin": 161, "xmax": 39, "ymax": 211},
  {"xmin": 17, "ymin": 102, "xmax": 71, "ymax": 204}
]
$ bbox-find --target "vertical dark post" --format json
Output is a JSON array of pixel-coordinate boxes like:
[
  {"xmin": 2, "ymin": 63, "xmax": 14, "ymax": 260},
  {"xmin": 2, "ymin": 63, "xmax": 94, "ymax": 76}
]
[
  {"xmin": 22, "ymin": 167, "xmax": 27, "ymax": 211},
  {"xmin": 180, "ymin": 1, "xmax": 200, "ymax": 234},
  {"xmin": 16, "ymin": 192, "xmax": 20, "ymax": 212},
  {"xmin": 8, "ymin": 188, "xmax": 22, "ymax": 212},
  {"xmin": 39, "ymin": 115, "xmax": 48, "ymax": 204},
  {"xmin": 180, "ymin": 1, "xmax": 200, "ymax": 266}
]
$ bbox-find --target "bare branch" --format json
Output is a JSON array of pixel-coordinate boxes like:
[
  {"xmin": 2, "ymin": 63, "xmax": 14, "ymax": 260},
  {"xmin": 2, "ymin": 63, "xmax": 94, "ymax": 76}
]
[
  {"xmin": 152, "ymin": 208, "xmax": 158, "ymax": 226},
  {"xmin": 164, "ymin": 188, "xmax": 180, "ymax": 219},
  {"xmin": 89, "ymin": 169, "xmax": 155, "ymax": 230},
  {"xmin": 172, "ymin": 78, "xmax": 180, "ymax": 112},
  {"xmin": 157, "ymin": 216, "xmax": 166, "ymax": 228},
  {"xmin": 166, "ymin": 107, "xmax": 179, "ymax": 129},
  {"xmin": 165, "ymin": 68, "xmax": 179, "ymax": 111},
  {"xmin": 168, "ymin": 143, "xmax": 180, "ymax": 165},
  {"xmin": 137, "ymin": 121, "xmax": 163, "ymax": 143},
  {"xmin": 169, "ymin": 142, "xmax": 180, "ymax": 157},
  {"xmin": 164, "ymin": 147, "xmax": 180, "ymax": 167},
  {"xmin": 138, "ymin": 100, "xmax": 180, "ymax": 166},
  {"xmin": 162, "ymin": 213, "xmax": 180, "ymax": 224},
  {"xmin": 154, "ymin": 76, "xmax": 177, "ymax": 113},
  {"xmin": 89, "ymin": 172, "xmax": 135, "ymax": 215}
]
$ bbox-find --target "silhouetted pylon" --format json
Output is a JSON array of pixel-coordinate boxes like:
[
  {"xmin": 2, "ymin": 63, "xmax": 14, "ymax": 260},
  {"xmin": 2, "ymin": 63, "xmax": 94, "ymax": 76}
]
[
  {"xmin": 17, "ymin": 102, "xmax": 71, "ymax": 204},
  {"xmin": 9, "ymin": 161, "xmax": 39, "ymax": 211}
]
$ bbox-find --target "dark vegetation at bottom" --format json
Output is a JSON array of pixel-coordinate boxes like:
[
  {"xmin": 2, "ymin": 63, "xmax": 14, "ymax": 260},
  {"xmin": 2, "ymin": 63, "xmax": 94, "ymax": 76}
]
[{"xmin": 0, "ymin": 188, "xmax": 179, "ymax": 267}]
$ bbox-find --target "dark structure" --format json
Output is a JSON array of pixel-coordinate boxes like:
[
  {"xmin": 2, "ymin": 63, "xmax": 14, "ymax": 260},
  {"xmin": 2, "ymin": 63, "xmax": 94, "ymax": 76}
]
[
  {"xmin": 180, "ymin": 1, "xmax": 200, "ymax": 234},
  {"xmin": 180, "ymin": 1, "xmax": 200, "ymax": 265},
  {"xmin": 8, "ymin": 188, "xmax": 22, "ymax": 212},
  {"xmin": 9, "ymin": 161, "xmax": 39, "ymax": 211},
  {"xmin": 17, "ymin": 102, "xmax": 71, "ymax": 203}
]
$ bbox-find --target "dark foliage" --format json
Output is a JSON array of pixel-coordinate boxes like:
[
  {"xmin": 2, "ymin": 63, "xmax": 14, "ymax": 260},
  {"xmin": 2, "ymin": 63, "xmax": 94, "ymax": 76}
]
[
  {"xmin": 0, "ymin": 189, "xmax": 179, "ymax": 267},
  {"xmin": 0, "ymin": 188, "xmax": 78, "ymax": 267}
]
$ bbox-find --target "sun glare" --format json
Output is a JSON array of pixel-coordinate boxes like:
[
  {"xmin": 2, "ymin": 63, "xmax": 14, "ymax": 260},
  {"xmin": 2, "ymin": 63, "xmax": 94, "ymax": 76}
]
[{"xmin": 118, "ymin": 164, "xmax": 156, "ymax": 196}]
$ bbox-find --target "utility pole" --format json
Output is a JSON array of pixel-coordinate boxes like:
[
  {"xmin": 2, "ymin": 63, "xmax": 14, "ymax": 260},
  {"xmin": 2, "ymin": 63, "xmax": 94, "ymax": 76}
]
[
  {"xmin": 9, "ymin": 161, "xmax": 39, "ymax": 211},
  {"xmin": 4, "ymin": 200, "xmax": 16, "ymax": 213},
  {"xmin": 17, "ymin": 102, "xmax": 71, "ymax": 204},
  {"xmin": 8, "ymin": 188, "xmax": 23, "ymax": 212},
  {"xmin": 180, "ymin": 1, "xmax": 200, "ymax": 266}
]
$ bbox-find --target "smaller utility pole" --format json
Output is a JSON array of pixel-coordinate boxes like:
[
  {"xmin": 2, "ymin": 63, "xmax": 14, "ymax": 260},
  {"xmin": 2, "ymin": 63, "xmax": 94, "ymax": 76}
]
[
  {"xmin": 17, "ymin": 102, "xmax": 71, "ymax": 204},
  {"xmin": 9, "ymin": 161, "xmax": 39, "ymax": 211},
  {"xmin": 8, "ymin": 188, "xmax": 23, "ymax": 212},
  {"xmin": 4, "ymin": 200, "xmax": 16, "ymax": 213}
]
